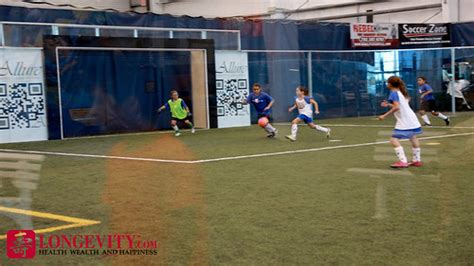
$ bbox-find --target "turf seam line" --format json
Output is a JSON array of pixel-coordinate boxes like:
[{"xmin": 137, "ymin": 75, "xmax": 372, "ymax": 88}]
[{"xmin": 0, "ymin": 132, "xmax": 472, "ymax": 164}]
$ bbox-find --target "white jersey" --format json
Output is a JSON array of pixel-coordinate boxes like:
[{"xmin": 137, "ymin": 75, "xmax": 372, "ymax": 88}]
[
  {"xmin": 295, "ymin": 96, "xmax": 313, "ymax": 118},
  {"xmin": 388, "ymin": 90, "xmax": 421, "ymax": 130}
]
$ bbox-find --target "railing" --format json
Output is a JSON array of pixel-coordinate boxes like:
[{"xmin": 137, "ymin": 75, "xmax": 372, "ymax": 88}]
[{"xmin": 0, "ymin": 21, "xmax": 241, "ymax": 50}]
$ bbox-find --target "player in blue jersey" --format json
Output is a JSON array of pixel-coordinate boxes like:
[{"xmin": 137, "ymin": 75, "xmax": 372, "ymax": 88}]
[
  {"xmin": 243, "ymin": 83, "xmax": 278, "ymax": 137},
  {"xmin": 285, "ymin": 86, "xmax": 330, "ymax": 142},
  {"xmin": 417, "ymin": 76, "xmax": 450, "ymax": 126},
  {"xmin": 379, "ymin": 76, "xmax": 423, "ymax": 168}
]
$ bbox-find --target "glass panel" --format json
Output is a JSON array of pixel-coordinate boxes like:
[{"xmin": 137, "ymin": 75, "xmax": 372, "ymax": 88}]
[
  {"xmin": 99, "ymin": 28, "xmax": 135, "ymax": 38},
  {"xmin": 311, "ymin": 49, "xmax": 453, "ymax": 118},
  {"xmin": 206, "ymin": 31, "xmax": 239, "ymax": 50},
  {"xmin": 58, "ymin": 27, "xmax": 96, "ymax": 37},
  {"xmin": 453, "ymin": 48, "xmax": 474, "ymax": 110},
  {"xmin": 248, "ymin": 52, "xmax": 308, "ymax": 123},
  {"xmin": 398, "ymin": 49, "xmax": 452, "ymax": 112},
  {"xmin": 3, "ymin": 24, "xmax": 51, "ymax": 47},
  {"xmin": 137, "ymin": 29, "xmax": 171, "ymax": 38},
  {"xmin": 173, "ymin": 31, "xmax": 202, "ymax": 39}
]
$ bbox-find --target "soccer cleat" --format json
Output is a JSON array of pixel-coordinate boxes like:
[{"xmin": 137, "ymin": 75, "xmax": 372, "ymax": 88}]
[
  {"xmin": 423, "ymin": 122, "xmax": 432, "ymax": 127},
  {"xmin": 444, "ymin": 118, "xmax": 450, "ymax": 126},
  {"xmin": 285, "ymin": 135, "xmax": 296, "ymax": 142},
  {"xmin": 175, "ymin": 132, "xmax": 181, "ymax": 137},
  {"xmin": 191, "ymin": 128, "xmax": 196, "ymax": 133},
  {"xmin": 326, "ymin": 128, "xmax": 331, "ymax": 139},
  {"xmin": 408, "ymin": 161, "xmax": 423, "ymax": 167},
  {"xmin": 267, "ymin": 129, "xmax": 279, "ymax": 138},
  {"xmin": 390, "ymin": 161, "xmax": 409, "ymax": 168}
]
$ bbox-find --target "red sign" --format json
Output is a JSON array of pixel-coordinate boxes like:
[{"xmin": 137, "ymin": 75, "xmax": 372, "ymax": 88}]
[
  {"xmin": 350, "ymin": 23, "xmax": 399, "ymax": 48},
  {"xmin": 6, "ymin": 230, "xmax": 36, "ymax": 259}
]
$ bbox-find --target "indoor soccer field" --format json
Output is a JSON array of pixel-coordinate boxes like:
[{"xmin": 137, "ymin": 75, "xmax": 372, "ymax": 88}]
[
  {"xmin": 1, "ymin": 113, "xmax": 473, "ymax": 265},
  {"xmin": 2, "ymin": 0, "xmax": 474, "ymax": 264}
]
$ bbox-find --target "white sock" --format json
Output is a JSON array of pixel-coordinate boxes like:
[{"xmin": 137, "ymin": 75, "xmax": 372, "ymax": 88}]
[
  {"xmin": 421, "ymin": 115, "xmax": 431, "ymax": 125},
  {"xmin": 315, "ymin": 125, "xmax": 329, "ymax": 133},
  {"xmin": 437, "ymin": 113, "xmax": 448, "ymax": 120},
  {"xmin": 172, "ymin": 125, "xmax": 179, "ymax": 132},
  {"xmin": 394, "ymin": 146, "xmax": 407, "ymax": 163},
  {"xmin": 412, "ymin": 147, "xmax": 421, "ymax": 162},
  {"xmin": 265, "ymin": 124, "xmax": 276, "ymax": 133},
  {"xmin": 291, "ymin": 124, "xmax": 298, "ymax": 137}
]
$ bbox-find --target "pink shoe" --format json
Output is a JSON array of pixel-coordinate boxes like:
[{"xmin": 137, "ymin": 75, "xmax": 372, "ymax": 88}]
[
  {"xmin": 408, "ymin": 161, "xmax": 423, "ymax": 167},
  {"xmin": 390, "ymin": 161, "xmax": 409, "ymax": 168}
]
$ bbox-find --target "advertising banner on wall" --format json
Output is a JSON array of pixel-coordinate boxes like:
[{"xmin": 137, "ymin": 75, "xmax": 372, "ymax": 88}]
[
  {"xmin": 0, "ymin": 48, "xmax": 47, "ymax": 143},
  {"xmin": 399, "ymin": 23, "xmax": 451, "ymax": 46},
  {"xmin": 350, "ymin": 23, "xmax": 399, "ymax": 48},
  {"xmin": 215, "ymin": 51, "xmax": 251, "ymax": 128}
]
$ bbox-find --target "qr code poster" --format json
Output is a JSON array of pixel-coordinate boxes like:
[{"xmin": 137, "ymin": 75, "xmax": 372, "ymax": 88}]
[
  {"xmin": 215, "ymin": 51, "xmax": 251, "ymax": 128},
  {"xmin": 0, "ymin": 49, "xmax": 48, "ymax": 143}
]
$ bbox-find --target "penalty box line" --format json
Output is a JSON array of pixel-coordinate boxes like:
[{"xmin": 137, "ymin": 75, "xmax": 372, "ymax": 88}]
[
  {"xmin": 0, "ymin": 132, "xmax": 473, "ymax": 164},
  {"xmin": 0, "ymin": 206, "xmax": 100, "ymax": 240}
]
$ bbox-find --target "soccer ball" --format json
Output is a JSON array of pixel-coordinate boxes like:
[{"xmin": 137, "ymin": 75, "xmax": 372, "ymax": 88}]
[{"xmin": 258, "ymin": 117, "xmax": 269, "ymax": 128}]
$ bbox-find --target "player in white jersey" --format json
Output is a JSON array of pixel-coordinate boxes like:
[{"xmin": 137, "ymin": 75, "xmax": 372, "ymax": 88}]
[
  {"xmin": 378, "ymin": 76, "xmax": 423, "ymax": 168},
  {"xmin": 285, "ymin": 86, "xmax": 331, "ymax": 141}
]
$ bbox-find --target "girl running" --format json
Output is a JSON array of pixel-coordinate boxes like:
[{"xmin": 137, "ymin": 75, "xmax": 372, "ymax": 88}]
[
  {"xmin": 379, "ymin": 76, "xmax": 423, "ymax": 168},
  {"xmin": 285, "ymin": 86, "xmax": 331, "ymax": 141},
  {"xmin": 243, "ymin": 83, "xmax": 278, "ymax": 138},
  {"xmin": 417, "ymin": 76, "xmax": 450, "ymax": 126}
]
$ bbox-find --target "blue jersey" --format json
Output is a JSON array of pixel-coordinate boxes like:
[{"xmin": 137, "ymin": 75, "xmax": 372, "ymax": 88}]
[
  {"xmin": 247, "ymin": 92, "xmax": 273, "ymax": 115},
  {"xmin": 418, "ymin": 84, "xmax": 435, "ymax": 101}
]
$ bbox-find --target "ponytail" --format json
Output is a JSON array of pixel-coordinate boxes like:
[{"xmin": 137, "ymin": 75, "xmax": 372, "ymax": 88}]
[{"xmin": 387, "ymin": 76, "xmax": 409, "ymax": 98}]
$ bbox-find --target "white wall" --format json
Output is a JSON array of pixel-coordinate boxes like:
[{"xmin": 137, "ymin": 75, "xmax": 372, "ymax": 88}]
[
  {"xmin": 1, "ymin": 0, "xmax": 131, "ymax": 12},
  {"xmin": 1, "ymin": 0, "xmax": 472, "ymax": 23},
  {"xmin": 151, "ymin": 0, "xmax": 472, "ymax": 23},
  {"xmin": 459, "ymin": 0, "xmax": 474, "ymax": 22}
]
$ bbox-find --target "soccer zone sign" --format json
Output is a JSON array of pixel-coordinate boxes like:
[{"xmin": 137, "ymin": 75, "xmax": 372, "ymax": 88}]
[{"xmin": 399, "ymin": 23, "xmax": 451, "ymax": 46}]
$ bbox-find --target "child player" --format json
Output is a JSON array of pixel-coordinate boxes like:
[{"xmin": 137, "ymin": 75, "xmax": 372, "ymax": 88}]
[
  {"xmin": 417, "ymin": 76, "xmax": 450, "ymax": 126},
  {"xmin": 285, "ymin": 86, "xmax": 330, "ymax": 141},
  {"xmin": 243, "ymin": 83, "xmax": 278, "ymax": 138},
  {"xmin": 379, "ymin": 76, "xmax": 423, "ymax": 168},
  {"xmin": 157, "ymin": 90, "xmax": 195, "ymax": 137}
]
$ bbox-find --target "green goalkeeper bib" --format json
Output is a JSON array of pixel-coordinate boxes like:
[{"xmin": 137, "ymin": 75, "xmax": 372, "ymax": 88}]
[{"xmin": 168, "ymin": 98, "xmax": 188, "ymax": 119}]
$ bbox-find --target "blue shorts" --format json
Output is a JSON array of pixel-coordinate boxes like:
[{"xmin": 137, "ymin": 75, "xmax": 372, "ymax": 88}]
[
  {"xmin": 392, "ymin": 127, "xmax": 423, "ymax": 139},
  {"xmin": 297, "ymin": 114, "xmax": 313, "ymax": 124}
]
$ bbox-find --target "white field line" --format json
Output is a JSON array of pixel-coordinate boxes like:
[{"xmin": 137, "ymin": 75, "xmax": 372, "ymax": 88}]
[
  {"xmin": 274, "ymin": 123, "xmax": 474, "ymax": 129},
  {"xmin": 0, "ymin": 132, "xmax": 472, "ymax": 164},
  {"xmin": 0, "ymin": 148, "xmax": 195, "ymax": 164}
]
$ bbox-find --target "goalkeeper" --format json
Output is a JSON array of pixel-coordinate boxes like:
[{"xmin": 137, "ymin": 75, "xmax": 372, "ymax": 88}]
[{"xmin": 157, "ymin": 90, "xmax": 195, "ymax": 136}]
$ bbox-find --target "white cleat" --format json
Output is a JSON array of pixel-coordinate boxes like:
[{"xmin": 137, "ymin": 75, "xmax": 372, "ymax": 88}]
[
  {"xmin": 285, "ymin": 135, "xmax": 296, "ymax": 142},
  {"xmin": 191, "ymin": 128, "xmax": 196, "ymax": 133},
  {"xmin": 175, "ymin": 132, "xmax": 181, "ymax": 137},
  {"xmin": 326, "ymin": 128, "xmax": 331, "ymax": 139}
]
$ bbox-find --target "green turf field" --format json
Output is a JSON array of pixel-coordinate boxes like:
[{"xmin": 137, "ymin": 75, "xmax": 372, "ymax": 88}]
[{"xmin": 1, "ymin": 113, "xmax": 473, "ymax": 265}]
